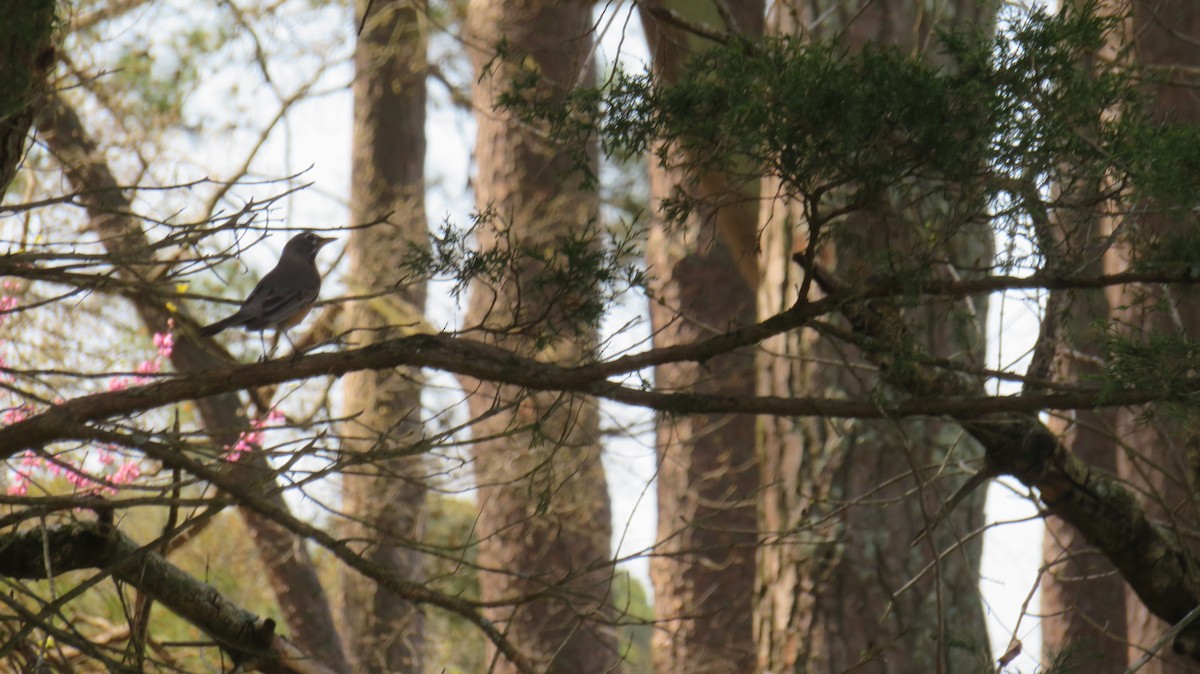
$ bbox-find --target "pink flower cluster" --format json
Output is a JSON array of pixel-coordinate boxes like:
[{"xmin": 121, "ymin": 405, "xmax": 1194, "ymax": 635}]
[
  {"xmin": 225, "ymin": 409, "xmax": 287, "ymax": 463},
  {"xmin": 7, "ymin": 448, "xmax": 143, "ymax": 497},
  {"xmin": 0, "ymin": 280, "xmax": 19, "ymax": 321},
  {"xmin": 0, "ymin": 282, "xmax": 19, "ymax": 382},
  {"xmin": 2, "ymin": 405, "xmax": 30, "ymax": 426},
  {"xmin": 2, "ymin": 284, "xmax": 149, "ymax": 496},
  {"xmin": 0, "ymin": 295, "xmax": 17, "ymax": 325},
  {"xmin": 108, "ymin": 319, "xmax": 176, "ymax": 392}
]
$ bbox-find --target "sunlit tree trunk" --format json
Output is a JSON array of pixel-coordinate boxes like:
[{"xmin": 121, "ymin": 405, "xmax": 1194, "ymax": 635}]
[
  {"xmin": 755, "ymin": 2, "xmax": 996, "ymax": 671},
  {"xmin": 638, "ymin": 4, "xmax": 762, "ymax": 673},
  {"xmin": 464, "ymin": 1, "xmax": 620, "ymax": 672},
  {"xmin": 339, "ymin": 1, "xmax": 428, "ymax": 672}
]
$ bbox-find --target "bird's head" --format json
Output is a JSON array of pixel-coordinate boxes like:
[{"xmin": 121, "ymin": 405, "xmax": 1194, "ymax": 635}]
[{"xmin": 284, "ymin": 231, "xmax": 335, "ymax": 260}]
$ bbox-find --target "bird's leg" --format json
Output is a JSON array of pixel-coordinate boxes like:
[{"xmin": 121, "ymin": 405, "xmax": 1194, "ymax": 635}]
[
  {"xmin": 264, "ymin": 331, "xmax": 283, "ymax": 361},
  {"xmin": 281, "ymin": 330, "xmax": 302, "ymax": 359}
]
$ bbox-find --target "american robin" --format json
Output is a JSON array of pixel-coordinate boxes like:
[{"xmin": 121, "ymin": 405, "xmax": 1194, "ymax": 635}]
[{"xmin": 200, "ymin": 232, "xmax": 334, "ymax": 337}]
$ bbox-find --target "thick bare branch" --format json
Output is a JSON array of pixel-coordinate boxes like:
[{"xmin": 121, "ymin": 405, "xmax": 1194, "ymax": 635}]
[{"xmin": 3, "ymin": 326, "xmax": 1200, "ymax": 463}]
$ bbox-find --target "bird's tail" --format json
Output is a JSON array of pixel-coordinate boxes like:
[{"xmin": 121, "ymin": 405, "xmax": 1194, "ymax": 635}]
[{"xmin": 199, "ymin": 315, "xmax": 243, "ymax": 337}]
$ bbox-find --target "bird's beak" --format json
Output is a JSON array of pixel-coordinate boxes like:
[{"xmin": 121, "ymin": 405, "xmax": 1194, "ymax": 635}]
[{"xmin": 315, "ymin": 236, "xmax": 335, "ymax": 248}]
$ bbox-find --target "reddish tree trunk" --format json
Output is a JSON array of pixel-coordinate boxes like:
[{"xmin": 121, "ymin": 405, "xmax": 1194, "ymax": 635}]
[
  {"xmin": 1098, "ymin": 3, "xmax": 1200, "ymax": 670},
  {"xmin": 464, "ymin": 1, "xmax": 620, "ymax": 672},
  {"xmin": 638, "ymin": 4, "xmax": 763, "ymax": 673},
  {"xmin": 755, "ymin": 3, "xmax": 995, "ymax": 671}
]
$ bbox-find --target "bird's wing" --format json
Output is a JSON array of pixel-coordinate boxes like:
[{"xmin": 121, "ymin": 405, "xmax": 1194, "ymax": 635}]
[
  {"xmin": 257, "ymin": 286, "xmax": 316, "ymax": 324},
  {"xmin": 237, "ymin": 262, "xmax": 320, "ymax": 329}
]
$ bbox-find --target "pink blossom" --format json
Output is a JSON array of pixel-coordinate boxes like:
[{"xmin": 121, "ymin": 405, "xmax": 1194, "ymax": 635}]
[
  {"xmin": 112, "ymin": 460, "xmax": 141, "ymax": 484},
  {"xmin": 5, "ymin": 448, "xmax": 146, "ymax": 496},
  {"xmin": 7, "ymin": 453, "xmax": 33, "ymax": 494},
  {"xmin": 65, "ymin": 469, "xmax": 98, "ymax": 492},
  {"xmin": 224, "ymin": 410, "xmax": 284, "ymax": 462},
  {"xmin": 153, "ymin": 330, "xmax": 175, "ymax": 359},
  {"xmin": 0, "ymin": 296, "xmax": 15, "ymax": 331},
  {"xmin": 107, "ymin": 360, "xmax": 160, "ymax": 391},
  {"xmin": 7, "ymin": 472, "xmax": 28, "ymax": 496},
  {"xmin": 225, "ymin": 439, "xmax": 250, "ymax": 463},
  {"xmin": 2, "ymin": 405, "xmax": 31, "ymax": 425}
]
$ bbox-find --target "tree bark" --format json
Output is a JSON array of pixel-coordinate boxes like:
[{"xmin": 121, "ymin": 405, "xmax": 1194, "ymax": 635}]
[
  {"xmin": 1039, "ymin": 93, "xmax": 1129, "ymax": 665},
  {"xmin": 1099, "ymin": 2, "xmax": 1200, "ymax": 670},
  {"xmin": 464, "ymin": 0, "xmax": 620, "ymax": 672},
  {"xmin": 1040, "ymin": 304, "xmax": 1128, "ymax": 664},
  {"xmin": 338, "ymin": 2, "xmax": 429, "ymax": 673},
  {"xmin": 755, "ymin": 2, "xmax": 996, "ymax": 671},
  {"xmin": 638, "ymin": 4, "xmax": 762, "ymax": 673},
  {"xmin": 0, "ymin": 0, "xmax": 55, "ymax": 199}
]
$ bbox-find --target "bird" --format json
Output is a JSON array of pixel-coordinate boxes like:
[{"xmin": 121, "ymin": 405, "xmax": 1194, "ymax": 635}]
[{"xmin": 200, "ymin": 232, "xmax": 334, "ymax": 344}]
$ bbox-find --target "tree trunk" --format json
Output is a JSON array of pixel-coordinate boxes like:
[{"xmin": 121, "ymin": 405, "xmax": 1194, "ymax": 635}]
[
  {"xmin": 0, "ymin": 0, "xmax": 56, "ymax": 198},
  {"xmin": 638, "ymin": 4, "xmax": 762, "ymax": 673},
  {"xmin": 1041, "ymin": 304, "xmax": 1128, "ymax": 665},
  {"xmin": 464, "ymin": 1, "xmax": 620, "ymax": 672},
  {"xmin": 1099, "ymin": 2, "xmax": 1200, "ymax": 671},
  {"xmin": 755, "ymin": 2, "xmax": 995, "ymax": 671},
  {"xmin": 339, "ymin": 1, "xmax": 429, "ymax": 673},
  {"xmin": 1039, "ymin": 66, "xmax": 1129, "ymax": 664}
]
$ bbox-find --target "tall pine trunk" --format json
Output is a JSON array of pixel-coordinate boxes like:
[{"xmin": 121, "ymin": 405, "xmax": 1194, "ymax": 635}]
[
  {"xmin": 1039, "ymin": 20, "xmax": 1129, "ymax": 661},
  {"xmin": 339, "ymin": 1, "xmax": 429, "ymax": 672},
  {"xmin": 1083, "ymin": 2, "xmax": 1200, "ymax": 671},
  {"xmin": 464, "ymin": 1, "xmax": 620, "ymax": 671},
  {"xmin": 755, "ymin": 2, "xmax": 996, "ymax": 671},
  {"xmin": 638, "ymin": 4, "xmax": 763, "ymax": 673}
]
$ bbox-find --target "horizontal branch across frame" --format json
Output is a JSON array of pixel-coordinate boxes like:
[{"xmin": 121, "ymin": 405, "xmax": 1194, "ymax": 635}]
[{"xmin": 0, "ymin": 324, "xmax": 1190, "ymax": 464}]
